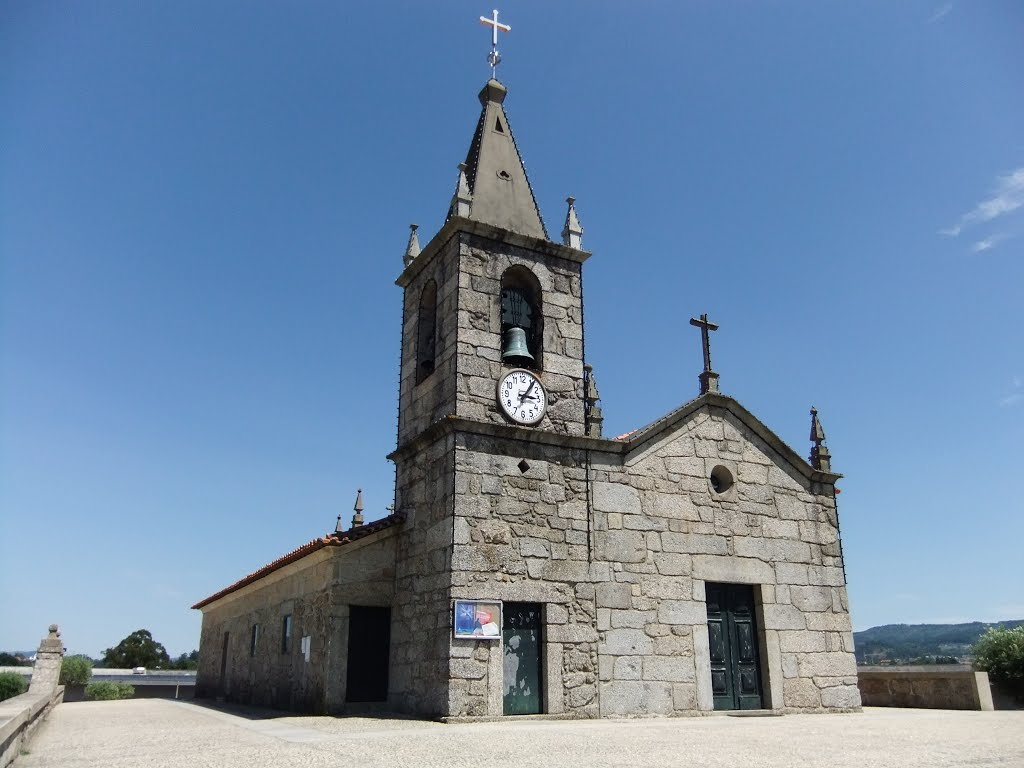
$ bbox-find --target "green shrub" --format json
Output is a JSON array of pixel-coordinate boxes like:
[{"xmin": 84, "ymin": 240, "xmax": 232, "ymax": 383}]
[
  {"xmin": 0, "ymin": 671, "xmax": 29, "ymax": 701},
  {"xmin": 84, "ymin": 681, "xmax": 134, "ymax": 700},
  {"xmin": 973, "ymin": 626, "xmax": 1024, "ymax": 690},
  {"xmin": 60, "ymin": 655, "xmax": 93, "ymax": 686}
]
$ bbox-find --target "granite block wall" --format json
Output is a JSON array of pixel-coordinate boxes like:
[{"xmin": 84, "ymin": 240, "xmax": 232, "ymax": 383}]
[
  {"xmin": 391, "ymin": 432, "xmax": 457, "ymax": 716},
  {"xmin": 443, "ymin": 403, "xmax": 860, "ymax": 717},
  {"xmin": 454, "ymin": 234, "xmax": 585, "ymax": 436},
  {"xmin": 195, "ymin": 535, "xmax": 396, "ymax": 714}
]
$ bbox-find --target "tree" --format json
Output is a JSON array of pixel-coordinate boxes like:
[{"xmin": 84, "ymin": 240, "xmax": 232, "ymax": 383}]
[
  {"xmin": 60, "ymin": 655, "xmax": 93, "ymax": 686},
  {"xmin": 170, "ymin": 650, "xmax": 199, "ymax": 670},
  {"xmin": 85, "ymin": 681, "xmax": 134, "ymax": 700},
  {"xmin": 0, "ymin": 672, "xmax": 28, "ymax": 701},
  {"xmin": 101, "ymin": 630, "xmax": 171, "ymax": 669},
  {"xmin": 972, "ymin": 626, "xmax": 1024, "ymax": 694},
  {"xmin": 0, "ymin": 652, "xmax": 29, "ymax": 666}
]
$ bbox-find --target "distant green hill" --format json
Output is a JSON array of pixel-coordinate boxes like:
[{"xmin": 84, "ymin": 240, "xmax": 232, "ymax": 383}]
[{"xmin": 854, "ymin": 620, "xmax": 1024, "ymax": 664}]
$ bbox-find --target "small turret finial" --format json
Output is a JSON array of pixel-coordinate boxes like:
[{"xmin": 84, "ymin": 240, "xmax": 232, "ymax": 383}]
[
  {"xmin": 452, "ymin": 163, "xmax": 473, "ymax": 218},
  {"xmin": 562, "ymin": 197, "xmax": 584, "ymax": 249},
  {"xmin": 335, "ymin": 514, "xmax": 344, "ymax": 535},
  {"xmin": 583, "ymin": 363, "xmax": 604, "ymax": 437},
  {"xmin": 809, "ymin": 407, "xmax": 832, "ymax": 472},
  {"xmin": 403, "ymin": 224, "xmax": 421, "ymax": 267},
  {"xmin": 351, "ymin": 488, "xmax": 365, "ymax": 528}
]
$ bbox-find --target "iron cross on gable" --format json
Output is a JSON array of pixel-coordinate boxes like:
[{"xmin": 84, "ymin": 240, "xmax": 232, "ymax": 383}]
[
  {"xmin": 689, "ymin": 313, "xmax": 719, "ymax": 373},
  {"xmin": 479, "ymin": 9, "xmax": 511, "ymax": 77}
]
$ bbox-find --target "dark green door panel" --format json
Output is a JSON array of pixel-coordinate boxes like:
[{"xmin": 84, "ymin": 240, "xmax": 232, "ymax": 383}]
[
  {"xmin": 503, "ymin": 603, "xmax": 543, "ymax": 715},
  {"xmin": 706, "ymin": 583, "xmax": 763, "ymax": 711}
]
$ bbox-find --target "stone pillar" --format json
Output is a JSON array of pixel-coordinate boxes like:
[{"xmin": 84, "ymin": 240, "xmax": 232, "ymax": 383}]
[{"xmin": 28, "ymin": 624, "xmax": 65, "ymax": 695}]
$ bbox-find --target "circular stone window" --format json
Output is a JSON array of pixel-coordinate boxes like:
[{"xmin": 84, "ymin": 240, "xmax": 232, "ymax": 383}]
[{"xmin": 709, "ymin": 465, "xmax": 734, "ymax": 495}]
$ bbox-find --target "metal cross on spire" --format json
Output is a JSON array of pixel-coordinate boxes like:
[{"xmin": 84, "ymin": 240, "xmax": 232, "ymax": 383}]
[
  {"xmin": 479, "ymin": 9, "xmax": 511, "ymax": 78},
  {"xmin": 689, "ymin": 313, "xmax": 721, "ymax": 394}
]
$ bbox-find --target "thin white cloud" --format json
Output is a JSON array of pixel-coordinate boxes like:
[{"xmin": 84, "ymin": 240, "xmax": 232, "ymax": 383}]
[
  {"xmin": 972, "ymin": 233, "xmax": 1011, "ymax": 253},
  {"xmin": 999, "ymin": 377, "xmax": 1023, "ymax": 408},
  {"xmin": 941, "ymin": 167, "xmax": 1024, "ymax": 237},
  {"xmin": 928, "ymin": 2, "xmax": 953, "ymax": 23}
]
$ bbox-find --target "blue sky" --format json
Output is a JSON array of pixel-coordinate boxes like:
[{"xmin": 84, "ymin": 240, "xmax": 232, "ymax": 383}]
[{"xmin": 1, "ymin": 2, "xmax": 1021, "ymax": 657}]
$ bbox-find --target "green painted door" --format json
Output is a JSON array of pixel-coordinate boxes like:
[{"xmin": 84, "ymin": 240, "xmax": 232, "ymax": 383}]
[
  {"xmin": 503, "ymin": 603, "xmax": 543, "ymax": 715},
  {"xmin": 706, "ymin": 583, "xmax": 764, "ymax": 710}
]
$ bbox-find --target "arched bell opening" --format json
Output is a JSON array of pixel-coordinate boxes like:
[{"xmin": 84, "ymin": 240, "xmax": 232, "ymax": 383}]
[
  {"xmin": 415, "ymin": 279, "xmax": 438, "ymax": 384},
  {"xmin": 499, "ymin": 266, "xmax": 543, "ymax": 371}
]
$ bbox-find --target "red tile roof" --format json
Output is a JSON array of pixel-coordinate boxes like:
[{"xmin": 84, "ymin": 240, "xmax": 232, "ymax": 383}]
[{"xmin": 190, "ymin": 513, "xmax": 403, "ymax": 610}]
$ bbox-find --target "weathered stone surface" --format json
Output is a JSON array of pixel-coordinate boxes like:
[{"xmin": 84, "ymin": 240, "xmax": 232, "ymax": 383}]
[
  {"xmin": 653, "ymin": 553, "xmax": 692, "ymax": 576},
  {"xmin": 804, "ymin": 612, "xmax": 853, "ymax": 632},
  {"xmin": 790, "ymin": 586, "xmax": 833, "ymax": 612},
  {"xmin": 603, "ymin": 629, "xmax": 654, "ymax": 656},
  {"xmin": 596, "ymin": 582, "xmax": 633, "ymax": 609},
  {"xmin": 692, "ymin": 555, "xmax": 775, "ymax": 584},
  {"xmin": 613, "ymin": 656, "xmax": 642, "ymax": 680},
  {"xmin": 593, "ymin": 482, "xmax": 642, "ymax": 515},
  {"xmin": 797, "ymin": 652, "xmax": 858, "ymax": 678},
  {"xmin": 778, "ymin": 631, "xmax": 827, "ymax": 653},
  {"xmin": 662, "ymin": 533, "xmax": 729, "ymax": 556},
  {"xmin": 820, "ymin": 684, "xmax": 861, "ymax": 709},
  {"xmin": 600, "ymin": 681, "xmax": 674, "ymax": 716},
  {"xmin": 596, "ymin": 531, "xmax": 647, "ymax": 563},
  {"xmin": 656, "ymin": 600, "xmax": 707, "ymax": 626},
  {"xmin": 761, "ymin": 604, "xmax": 807, "ymax": 631},
  {"xmin": 784, "ymin": 678, "xmax": 821, "ymax": 708},
  {"xmin": 643, "ymin": 655, "xmax": 696, "ymax": 682}
]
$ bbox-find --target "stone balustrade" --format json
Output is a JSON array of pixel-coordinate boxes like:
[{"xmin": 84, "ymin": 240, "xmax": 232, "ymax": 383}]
[
  {"xmin": 1, "ymin": 625, "xmax": 65, "ymax": 768},
  {"xmin": 857, "ymin": 665, "xmax": 994, "ymax": 711}
]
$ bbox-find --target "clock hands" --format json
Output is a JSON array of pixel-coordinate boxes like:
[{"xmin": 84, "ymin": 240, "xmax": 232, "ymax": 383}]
[{"xmin": 520, "ymin": 379, "xmax": 537, "ymax": 406}]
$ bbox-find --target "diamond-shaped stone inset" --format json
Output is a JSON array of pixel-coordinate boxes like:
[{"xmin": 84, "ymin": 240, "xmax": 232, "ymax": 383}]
[{"xmin": 517, "ymin": 459, "xmax": 530, "ymax": 474}]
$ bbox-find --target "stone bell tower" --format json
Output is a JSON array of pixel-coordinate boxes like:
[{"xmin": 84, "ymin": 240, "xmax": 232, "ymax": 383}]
[
  {"xmin": 387, "ymin": 75, "xmax": 594, "ymax": 716},
  {"xmin": 395, "ymin": 78, "xmax": 592, "ymax": 445}
]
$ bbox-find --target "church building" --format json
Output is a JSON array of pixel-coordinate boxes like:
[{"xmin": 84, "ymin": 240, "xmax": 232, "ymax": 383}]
[{"xmin": 193, "ymin": 29, "xmax": 861, "ymax": 718}]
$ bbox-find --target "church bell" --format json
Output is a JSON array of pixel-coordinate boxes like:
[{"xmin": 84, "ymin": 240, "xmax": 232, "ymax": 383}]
[{"xmin": 501, "ymin": 326, "xmax": 534, "ymax": 364}]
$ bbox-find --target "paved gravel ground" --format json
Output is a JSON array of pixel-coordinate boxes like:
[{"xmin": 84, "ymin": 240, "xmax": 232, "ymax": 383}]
[{"xmin": 18, "ymin": 699, "xmax": 1024, "ymax": 768}]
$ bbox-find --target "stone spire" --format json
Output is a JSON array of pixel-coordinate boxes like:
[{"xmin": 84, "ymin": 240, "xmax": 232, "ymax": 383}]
[
  {"xmin": 447, "ymin": 79, "xmax": 548, "ymax": 240},
  {"xmin": 403, "ymin": 224, "xmax": 421, "ymax": 266},
  {"xmin": 561, "ymin": 197, "xmax": 583, "ymax": 249},
  {"xmin": 351, "ymin": 488, "xmax": 365, "ymax": 528},
  {"xmin": 334, "ymin": 514, "xmax": 344, "ymax": 535},
  {"xmin": 808, "ymin": 407, "xmax": 832, "ymax": 472},
  {"xmin": 583, "ymin": 363, "xmax": 604, "ymax": 438}
]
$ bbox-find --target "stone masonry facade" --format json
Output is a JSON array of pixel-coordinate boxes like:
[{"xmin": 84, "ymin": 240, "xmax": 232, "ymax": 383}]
[
  {"xmin": 195, "ymin": 533, "xmax": 397, "ymax": 714},
  {"xmin": 439, "ymin": 396, "xmax": 859, "ymax": 717}
]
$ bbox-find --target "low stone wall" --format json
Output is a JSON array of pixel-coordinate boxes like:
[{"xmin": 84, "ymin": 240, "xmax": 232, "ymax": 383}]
[
  {"xmin": 857, "ymin": 665, "xmax": 993, "ymax": 711},
  {"xmin": 0, "ymin": 686, "xmax": 64, "ymax": 768}
]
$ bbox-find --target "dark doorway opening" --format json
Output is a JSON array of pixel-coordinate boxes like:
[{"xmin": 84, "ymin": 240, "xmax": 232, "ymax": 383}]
[
  {"xmin": 346, "ymin": 606, "xmax": 391, "ymax": 703},
  {"xmin": 706, "ymin": 583, "xmax": 764, "ymax": 710},
  {"xmin": 503, "ymin": 602, "xmax": 543, "ymax": 715}
]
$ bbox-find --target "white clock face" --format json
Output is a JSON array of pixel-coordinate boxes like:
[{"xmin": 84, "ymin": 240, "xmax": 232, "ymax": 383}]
[{"xmin": 497, "ymin": 369, "xmax": 548, "ymax": 425}]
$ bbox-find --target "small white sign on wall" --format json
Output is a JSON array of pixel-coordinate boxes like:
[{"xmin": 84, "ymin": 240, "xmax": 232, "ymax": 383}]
[{"xmin": 300, "ymin": 635, "xmax": 311, "ymax": 662}]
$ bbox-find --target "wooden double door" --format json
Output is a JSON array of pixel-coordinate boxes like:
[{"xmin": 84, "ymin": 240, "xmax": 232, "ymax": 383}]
[{"xmin": 706, "ymin": 583, "xmax": 764, "ymax": 710}]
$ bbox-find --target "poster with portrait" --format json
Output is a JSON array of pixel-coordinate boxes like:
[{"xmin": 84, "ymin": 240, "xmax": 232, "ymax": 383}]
[{"xmin": 453, "ymin": 600, "xmax": 502, "ymax": 640}]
